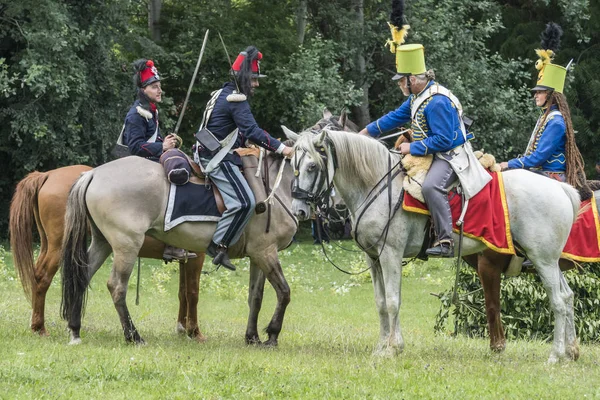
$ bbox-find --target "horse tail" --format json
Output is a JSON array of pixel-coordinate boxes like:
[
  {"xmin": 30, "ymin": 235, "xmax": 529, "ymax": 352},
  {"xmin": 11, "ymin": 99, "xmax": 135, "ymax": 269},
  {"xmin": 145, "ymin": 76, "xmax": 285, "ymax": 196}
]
[
  {"xmin": 60, "ymin": 171, "xmax": 94, "ymax": 321},
  {"xmin": 560, "ymin": 182, "xmax": 582, "ymax": 224},
  {"xmin": 9, "ymin": 171, "xmax": 50, "ymax": 302}
]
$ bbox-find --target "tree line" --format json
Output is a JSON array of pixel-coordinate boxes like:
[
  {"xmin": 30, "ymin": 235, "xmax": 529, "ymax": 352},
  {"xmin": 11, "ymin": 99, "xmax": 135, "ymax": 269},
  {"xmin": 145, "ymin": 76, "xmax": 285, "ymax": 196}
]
[{"xmin": 0, "ymin": 0, "xmax": 597, "ymax": 237}]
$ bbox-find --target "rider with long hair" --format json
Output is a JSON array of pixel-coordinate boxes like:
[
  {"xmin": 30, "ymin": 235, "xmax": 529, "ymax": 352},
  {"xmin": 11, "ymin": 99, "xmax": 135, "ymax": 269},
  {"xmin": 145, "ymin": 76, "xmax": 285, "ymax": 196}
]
[
  {"xmin": 500, "ymin": 23, "xmax": 587, "ymax": 194},
  {"xmin": 194, "ymin": 46, "xmax": 293, "ymax": 271}
]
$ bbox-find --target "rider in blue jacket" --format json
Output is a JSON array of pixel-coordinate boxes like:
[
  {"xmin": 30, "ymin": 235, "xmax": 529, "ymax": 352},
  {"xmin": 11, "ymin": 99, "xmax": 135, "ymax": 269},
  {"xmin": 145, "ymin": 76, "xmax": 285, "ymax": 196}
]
[
  {"xmin": 123, "ymin": 59, "xmax": 196, "ymax": 262},
  {"xmin": 359, "ymin": 43, "xmax": 480, "ymax": 258},
  {"xmin": 194, "ymin": 46, "xmax": 294, "ymax": 271}
]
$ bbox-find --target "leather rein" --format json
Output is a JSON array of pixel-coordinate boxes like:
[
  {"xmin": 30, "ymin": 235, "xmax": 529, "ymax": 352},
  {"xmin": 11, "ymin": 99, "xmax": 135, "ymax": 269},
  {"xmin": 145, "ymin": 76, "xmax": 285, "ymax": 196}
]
[{"xmin": 292, "ymin": 137, "xmax": 409, "ymax": 275}]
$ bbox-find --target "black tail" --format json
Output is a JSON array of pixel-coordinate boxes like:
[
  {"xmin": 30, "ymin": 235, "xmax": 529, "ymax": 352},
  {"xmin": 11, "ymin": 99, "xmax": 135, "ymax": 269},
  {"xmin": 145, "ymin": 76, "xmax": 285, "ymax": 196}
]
[{"xmin": 60, "ymin": 171, "xmax": 93, "ymax": 321}]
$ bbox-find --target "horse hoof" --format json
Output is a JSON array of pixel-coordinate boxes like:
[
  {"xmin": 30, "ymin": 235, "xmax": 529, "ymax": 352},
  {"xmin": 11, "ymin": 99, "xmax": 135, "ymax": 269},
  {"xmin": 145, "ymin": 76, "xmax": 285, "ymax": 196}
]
[
  {"xmin": 261, "ymin": 339, "xmax": 278, "ymax": 347},
  {"xmin": 245, "ymin": 336, "xmax": 261, "ymax": 345},
  {"xmin": 34, "ymin": 328, "xmax": 49, "ymax": 337},
  {"xmin": 191, "ymin": 333, "xmax": 207, "ymax": 343},
  {"xmin": 566, "ymin": 339, "xmax": 580, "ymax": 361},
  {"xmin": 69, "ymin": 338, "xmax": 82, "ymax": 346},
  {"xmin": 176, "ymin": 322, "xmax": 186, "ymax": 335},
  {"xmin": 547, "ymin": 354, "xmax": 560, "ymax": 364},
  {"xmin": 490, "ymin": 342, "xmax": 506, "ymax": 353}
]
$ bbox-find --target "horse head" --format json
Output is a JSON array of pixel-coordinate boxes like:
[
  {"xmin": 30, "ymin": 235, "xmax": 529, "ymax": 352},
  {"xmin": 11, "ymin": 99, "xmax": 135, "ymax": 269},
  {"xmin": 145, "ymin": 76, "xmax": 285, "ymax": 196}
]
[{"xmin": 286, "ymin": 129, "xmax": 337, "ymax": 221}]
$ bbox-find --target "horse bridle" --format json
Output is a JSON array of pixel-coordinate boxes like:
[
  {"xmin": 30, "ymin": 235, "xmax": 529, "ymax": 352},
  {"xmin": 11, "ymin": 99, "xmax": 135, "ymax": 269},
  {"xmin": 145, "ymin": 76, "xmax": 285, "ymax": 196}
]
[{"xmin": 291, "ymin": 137, "xmax": 337, "ymax": 207}]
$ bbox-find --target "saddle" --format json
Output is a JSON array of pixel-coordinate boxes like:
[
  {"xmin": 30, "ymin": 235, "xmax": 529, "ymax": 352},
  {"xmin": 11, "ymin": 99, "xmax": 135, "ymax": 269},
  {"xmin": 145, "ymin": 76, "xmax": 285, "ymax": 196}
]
[
  {"xmin": 395, "ymin": 132, "xmax": 496, "ymax": 202},
  {"xmin": 160, "ymin": 147, "xmax": 274, "ymax": 216}
]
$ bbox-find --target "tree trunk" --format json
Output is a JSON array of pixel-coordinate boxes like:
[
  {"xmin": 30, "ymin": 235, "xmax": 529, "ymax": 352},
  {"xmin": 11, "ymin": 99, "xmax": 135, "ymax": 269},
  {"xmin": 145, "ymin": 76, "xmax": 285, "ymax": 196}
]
[
  {"xmin": 297, "ymin": 0, "xmax": 308, "ymax": 45},
  {"xmin": 148, "ymin": 0, "xmax": 161, "ymax": 42},
  {"xmin": 351, "ymin": 0, "xmax": 370, "ymax": 128}
]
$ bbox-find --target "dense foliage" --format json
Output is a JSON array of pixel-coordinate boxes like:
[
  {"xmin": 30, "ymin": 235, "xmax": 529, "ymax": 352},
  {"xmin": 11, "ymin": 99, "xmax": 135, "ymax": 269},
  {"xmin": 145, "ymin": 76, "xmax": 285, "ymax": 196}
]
[
  {"xmin": 435, "ymin": 263, "xmax": 600, "ymax": 343},
  {"xmin": 1, "ymin": 0, "xmax": 597, "ymax": 236}
]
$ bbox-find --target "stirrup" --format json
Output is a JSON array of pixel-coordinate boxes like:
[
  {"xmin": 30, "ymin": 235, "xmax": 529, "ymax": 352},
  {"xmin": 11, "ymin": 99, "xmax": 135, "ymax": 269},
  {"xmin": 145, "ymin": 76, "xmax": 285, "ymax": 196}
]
[{"xmin": 425, "ymin": 241, "xmax": 454, "ymax": 258}]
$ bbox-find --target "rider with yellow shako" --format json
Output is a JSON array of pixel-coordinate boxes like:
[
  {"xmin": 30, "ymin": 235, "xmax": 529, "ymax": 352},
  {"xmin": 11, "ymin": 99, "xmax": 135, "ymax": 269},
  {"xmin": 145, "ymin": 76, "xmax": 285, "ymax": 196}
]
[
  {"xmin": 358, "ymin": 10, "xmax": 490, "ymax": 258},
  {"xmin": 193, "ymin": 46, "xmax": 294, "ymax": 271},
  {"xmin": 499, "ymin": 23, "xmax": 587, "ymax": 195}
]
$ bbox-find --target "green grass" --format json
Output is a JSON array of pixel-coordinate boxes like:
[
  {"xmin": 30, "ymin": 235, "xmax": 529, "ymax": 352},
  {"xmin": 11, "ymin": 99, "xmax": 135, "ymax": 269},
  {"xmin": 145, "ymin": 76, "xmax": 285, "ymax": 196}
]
[{"xmin": 0, "ymin": 241, "xmax": 599, "ymax": 399}]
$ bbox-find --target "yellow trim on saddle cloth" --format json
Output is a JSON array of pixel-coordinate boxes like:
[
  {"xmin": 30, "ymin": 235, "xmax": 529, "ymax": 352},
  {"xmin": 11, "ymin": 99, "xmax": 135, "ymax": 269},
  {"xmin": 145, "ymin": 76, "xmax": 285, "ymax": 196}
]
[
  {"xmin": 491, "ymin": 171, "xmax": 515, "ymax": 254},
  {"xmin": 561, "ymin": 193, "xmax": 600, "ymax": 262},
  {"xmin": 401, "ymin": 203, "xmax": 430, "ymax": 215},
  {"xmin": 401, "ymin": 171, "xmax": 515, "ymax": 254}
]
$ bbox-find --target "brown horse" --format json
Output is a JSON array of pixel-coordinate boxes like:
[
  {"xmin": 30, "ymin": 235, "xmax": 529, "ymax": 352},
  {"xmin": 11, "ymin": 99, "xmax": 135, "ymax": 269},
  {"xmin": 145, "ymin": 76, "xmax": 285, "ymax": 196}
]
[{"xmin": 9, "ymin": 165, "xmax": 206, "ymax": 340}]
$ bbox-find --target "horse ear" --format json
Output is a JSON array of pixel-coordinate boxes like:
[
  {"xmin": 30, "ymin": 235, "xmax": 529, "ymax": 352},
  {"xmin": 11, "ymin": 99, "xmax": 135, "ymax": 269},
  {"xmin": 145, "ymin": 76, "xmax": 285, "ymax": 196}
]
[
  {"xmin": 338, "ymin": 110, "xmax": 347, "ymax": 129},
  {"xmin": 323, "ymin": 108, "xmax": 332, "ymax": 119},
  {"xmin": 316, "ymin": 129, "xmax": 328, "ymax": 146},
  {"xmin": 281, "ymin": 125, "xmax": 299, "ymax": 142}
]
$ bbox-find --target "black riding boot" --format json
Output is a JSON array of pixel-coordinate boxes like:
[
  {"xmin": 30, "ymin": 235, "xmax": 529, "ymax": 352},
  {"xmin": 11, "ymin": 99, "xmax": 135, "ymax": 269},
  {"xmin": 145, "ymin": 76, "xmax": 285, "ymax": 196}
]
[
  {"xmin": 207, "ymin": 241, "xmax": 236, "ymax": 271},
  {"xmin": 425, "ymin": 240, "xmax": 455, "ymax": 258}
]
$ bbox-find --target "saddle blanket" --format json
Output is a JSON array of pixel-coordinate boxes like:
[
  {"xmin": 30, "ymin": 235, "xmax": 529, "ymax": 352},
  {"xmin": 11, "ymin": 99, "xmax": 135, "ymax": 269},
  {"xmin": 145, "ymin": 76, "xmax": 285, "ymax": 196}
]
[
  {"xmin": 562, "ymin": 192, "xmax": 600, "ymax": 262},
  {"xmin": 402, "ymin": 171, "xmax": 515, "ymax": 254},
  {"xmin": 164, "ymin": 181, "xmax": 221, "ymax": 231}
]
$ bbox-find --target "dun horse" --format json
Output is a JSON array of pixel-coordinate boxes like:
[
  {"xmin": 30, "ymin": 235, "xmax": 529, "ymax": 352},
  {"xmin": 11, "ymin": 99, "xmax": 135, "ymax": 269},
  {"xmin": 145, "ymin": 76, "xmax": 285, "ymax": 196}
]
[
  {"xmin": 287, "ymin": 128, "xmax": 580, "ymax": 363},
  {"xmin": 9, "ymin": 165, "xmax": 206, "ymax": 340},
  {"xmin": 59, "ymin": 149, "xmax": 299, "ymax": 345}
]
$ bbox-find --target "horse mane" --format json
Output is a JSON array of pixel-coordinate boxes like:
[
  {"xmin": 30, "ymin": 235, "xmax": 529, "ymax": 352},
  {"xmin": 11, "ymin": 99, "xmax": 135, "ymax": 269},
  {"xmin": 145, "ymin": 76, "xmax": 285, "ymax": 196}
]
[{"xmin": 295, "ymin": 130, "xmax": 397, "ymax": 189}]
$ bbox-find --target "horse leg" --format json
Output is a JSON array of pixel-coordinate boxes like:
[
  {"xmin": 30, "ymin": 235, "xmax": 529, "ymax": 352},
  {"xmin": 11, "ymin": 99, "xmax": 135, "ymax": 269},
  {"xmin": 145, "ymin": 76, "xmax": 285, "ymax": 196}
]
[
  {"xmin": 182, "ymin": 257, "xmax": 206, "ymax": 342},
  {"xmin": 251, "ymin": 246, "xmax": 290, "ymax": 347},
  {"xmin": 560, "ymin": 273, "xmax": 579, "ymax": 361},
  {"xmin": 176, "ymin": 261, "xmax": 187, "ymax": 335},
  {"xmin": 67, "ymin": 234, "xmax": 112, "ymax": 345},
  {"xmin": 476, "ymin": 251, "xmax": 507, "ymax": 353},
  {"xmin": 535, "ymin": 262, "xmax": 569, "ymax": 363},
  {"xmin": 106, "ymin": 247, "xmax": 145, "ymax": 344},
  {"xmin": 376, "ymin": 249, "xmax": 404, "ymax": 357},
  {"xmin": 246, "ymin": 260, "xmax": 265, "ymax": 345},
  {"xmin": 30, "ymin": 245, "xmax": 58, "ymax": 336},
  {"xmin": 368, "ymin": 256, "xmax": 390, "ymax": 356}
]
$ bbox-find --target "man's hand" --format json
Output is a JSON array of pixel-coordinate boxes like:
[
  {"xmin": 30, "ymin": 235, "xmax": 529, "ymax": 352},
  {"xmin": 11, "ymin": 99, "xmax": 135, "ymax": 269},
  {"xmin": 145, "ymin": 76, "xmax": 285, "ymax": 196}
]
[
  {"xmin": 399, "ymin": 142, "xmax": 411, "ymax": 155},
  {"xmin": 358, "ymin": 128, "xmax": 370, "ymax": 136},
  {"xmin": 282, "ymin": 146, "xmax": 294, "ymax": 159},
  {"xmin": 499, "ymin": 162, "xmax": 509, "ymax": 171},
  {"xmin": 162, "ymin": 134, "xmax": 178, "ymax": 151}
]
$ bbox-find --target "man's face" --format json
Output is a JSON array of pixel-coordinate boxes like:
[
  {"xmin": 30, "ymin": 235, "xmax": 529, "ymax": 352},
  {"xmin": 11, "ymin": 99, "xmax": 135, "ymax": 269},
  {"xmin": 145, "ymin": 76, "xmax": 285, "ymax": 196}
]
[
  {"xmin": 142, "ymin": 82, "xmax": 162, "ymax": 103},
  {"xmin": 250, "ymin": 78, "xmax": 259, "ymax": 96},
  {"xmin": 398, "ymin": 76, "xmax": 410, "ymax": 97}
]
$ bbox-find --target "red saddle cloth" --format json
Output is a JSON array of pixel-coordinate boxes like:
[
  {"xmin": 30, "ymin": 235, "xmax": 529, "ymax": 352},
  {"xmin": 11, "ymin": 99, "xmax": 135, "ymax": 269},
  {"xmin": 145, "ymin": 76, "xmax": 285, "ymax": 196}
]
[
  {"xmin": 402, "ymin": 171, "xmax": 515, "ymax": 254},
  {"xmin": 562, "ymin": 195, "xmax": 600, "ymax": 262}
]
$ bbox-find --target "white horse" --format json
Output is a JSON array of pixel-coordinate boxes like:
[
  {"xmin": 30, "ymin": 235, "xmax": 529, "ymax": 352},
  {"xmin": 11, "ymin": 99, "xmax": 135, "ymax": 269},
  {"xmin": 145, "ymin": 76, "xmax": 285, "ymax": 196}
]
[{"xmin": 285, "ymin": 128, "xmax": 580, "ymax": 363}]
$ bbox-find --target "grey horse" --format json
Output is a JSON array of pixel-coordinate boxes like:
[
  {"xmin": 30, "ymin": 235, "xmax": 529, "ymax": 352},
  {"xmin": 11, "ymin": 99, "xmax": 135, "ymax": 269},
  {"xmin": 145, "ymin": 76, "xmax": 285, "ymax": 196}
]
[{"xmin": 286, "ymin": 128, "xmax": 580, "ymax": 364}]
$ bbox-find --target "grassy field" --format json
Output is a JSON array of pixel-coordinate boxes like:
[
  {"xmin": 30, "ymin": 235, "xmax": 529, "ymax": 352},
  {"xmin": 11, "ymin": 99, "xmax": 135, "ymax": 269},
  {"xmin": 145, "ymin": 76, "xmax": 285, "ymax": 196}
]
[{"xmin": 0, "ymin": 240, "xmax": 599, "ymax": 399}]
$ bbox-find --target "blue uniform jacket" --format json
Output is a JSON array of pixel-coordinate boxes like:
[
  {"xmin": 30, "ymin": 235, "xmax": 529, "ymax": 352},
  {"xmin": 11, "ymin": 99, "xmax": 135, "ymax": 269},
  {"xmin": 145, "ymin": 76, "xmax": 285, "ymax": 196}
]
[
  {"xmin": 198, "ymin": 82, "xmax": 284, "ymax": 166},
  {"xmin": 507, "ymin": 105, "xmax": 566, "ymax": 172},
  {"xmin": 123, "ymin": 99, "xmax": 164, "ymax": 162},
  {"xmin": 365, "ymin": 81, "xmax": 467, "ymax": 156}
]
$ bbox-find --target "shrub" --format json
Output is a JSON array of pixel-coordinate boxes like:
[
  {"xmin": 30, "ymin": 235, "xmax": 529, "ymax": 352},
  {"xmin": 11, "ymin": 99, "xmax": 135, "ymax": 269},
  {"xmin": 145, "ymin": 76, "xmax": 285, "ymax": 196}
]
[{"xmin": 435, "ymin": 262, "xmax": 600, "ymax": 343}]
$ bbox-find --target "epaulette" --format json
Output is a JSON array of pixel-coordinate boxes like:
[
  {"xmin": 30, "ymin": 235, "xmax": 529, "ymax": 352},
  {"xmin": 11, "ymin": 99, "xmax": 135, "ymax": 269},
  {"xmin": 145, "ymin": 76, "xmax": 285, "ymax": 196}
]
[
  {"xmin": 136, "ymin": 106, "xmax": 153, "ymax": 121},
  {"xmin": 226, "ymin": 91, "xmax": 247, "ymax": 102}
]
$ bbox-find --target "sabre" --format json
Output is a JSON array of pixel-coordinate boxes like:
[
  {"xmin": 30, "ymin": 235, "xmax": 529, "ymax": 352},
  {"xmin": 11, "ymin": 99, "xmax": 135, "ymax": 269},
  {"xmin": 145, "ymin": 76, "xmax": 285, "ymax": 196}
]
[
  {"xmin": 217, "ymin": 31, "xmax": 242, "ymax": 93},
  {"xmin": 377, "ymin": 128, "xmax": 410, "ymax": 141},
  {"xmin": 173, "ymin": 29, "xmax": 210, "ymax": 138}
]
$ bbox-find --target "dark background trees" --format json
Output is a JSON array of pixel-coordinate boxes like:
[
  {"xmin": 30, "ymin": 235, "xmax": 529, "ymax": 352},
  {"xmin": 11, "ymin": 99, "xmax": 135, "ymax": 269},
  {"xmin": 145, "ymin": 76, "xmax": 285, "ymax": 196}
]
[{"xmin": 0, "ymin": 0, "xmax": 597, "ymax": 237}]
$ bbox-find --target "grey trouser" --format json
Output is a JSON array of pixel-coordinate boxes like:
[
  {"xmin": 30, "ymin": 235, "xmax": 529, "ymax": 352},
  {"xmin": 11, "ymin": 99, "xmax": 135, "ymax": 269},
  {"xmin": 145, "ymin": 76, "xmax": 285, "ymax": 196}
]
[
  {"xmin": 422, "ymin": 156, "xmax": 457, "ymax": 244},
  {"xmin": 201, "ymin": 159, "xmax": 256, "ymax": 247}
]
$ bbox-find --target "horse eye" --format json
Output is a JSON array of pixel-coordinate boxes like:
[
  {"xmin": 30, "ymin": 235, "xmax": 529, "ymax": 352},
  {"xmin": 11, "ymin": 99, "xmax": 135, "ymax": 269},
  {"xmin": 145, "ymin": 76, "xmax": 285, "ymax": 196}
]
[{"xmin": 308, "ymin": 162, "xmax": 317, "ymax": 172}]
